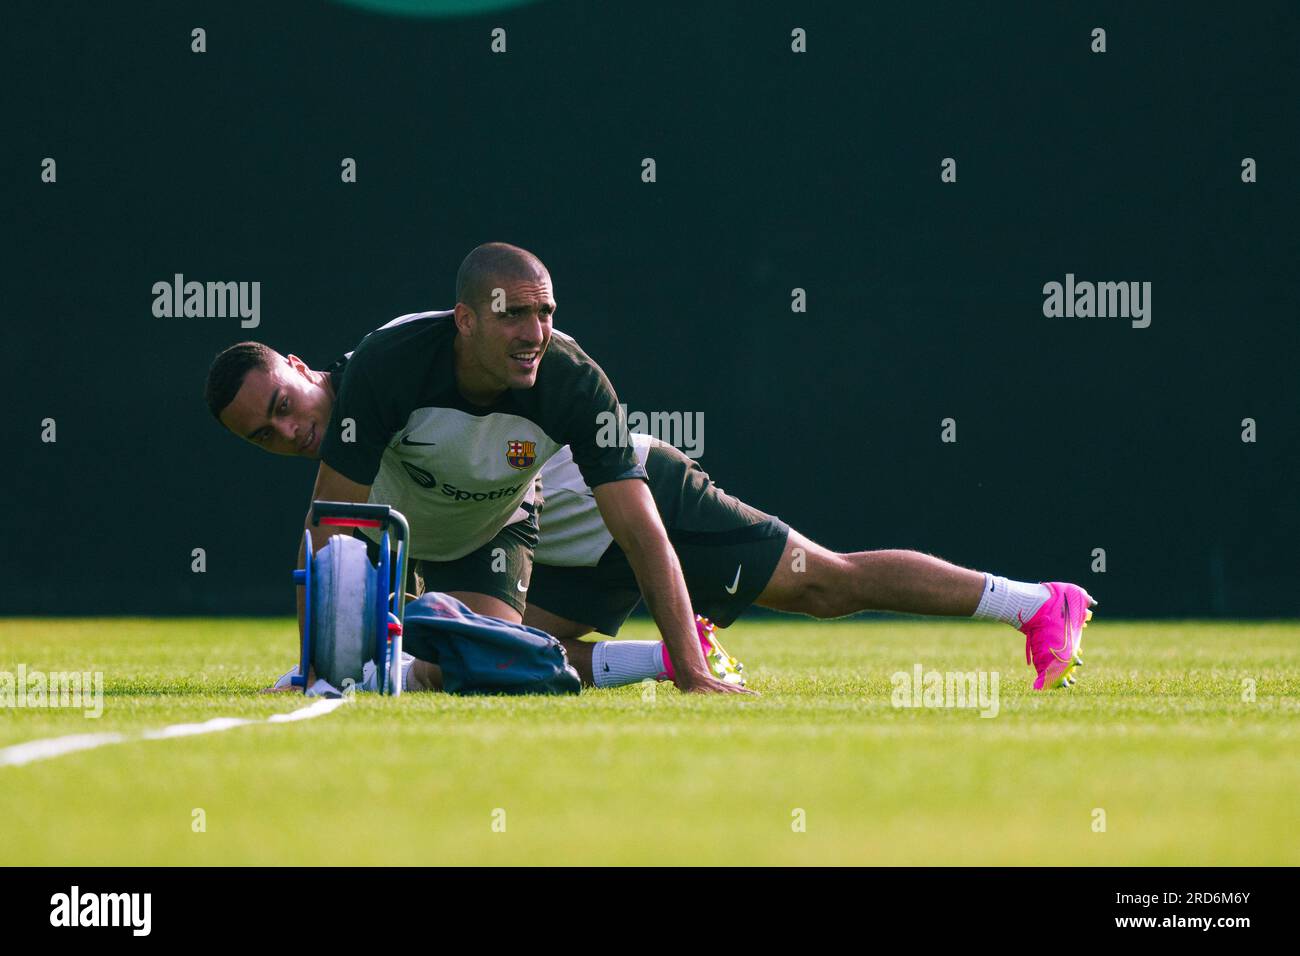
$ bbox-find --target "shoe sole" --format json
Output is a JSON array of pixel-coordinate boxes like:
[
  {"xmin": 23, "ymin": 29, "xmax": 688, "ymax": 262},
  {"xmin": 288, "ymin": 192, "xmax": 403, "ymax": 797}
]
[{"xmin": 700, "ymin": 619, "xmax": 747, "ymax": 687}]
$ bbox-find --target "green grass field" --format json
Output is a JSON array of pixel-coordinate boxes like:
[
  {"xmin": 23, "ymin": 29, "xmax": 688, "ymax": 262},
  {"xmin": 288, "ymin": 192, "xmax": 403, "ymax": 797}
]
[{"xmin": 2, "ymin": 617, "xmax": 1298, "ymax": 865}]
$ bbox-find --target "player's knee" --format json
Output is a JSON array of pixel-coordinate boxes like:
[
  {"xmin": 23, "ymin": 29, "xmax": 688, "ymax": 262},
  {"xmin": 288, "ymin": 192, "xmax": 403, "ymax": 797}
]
[
  {"xmin": 791, "ymin": 554, "xmax": 858, "ymax": 619},
  {"xmin": 809, "ymin": 578, "xmax": 856, "ymax": 618}
]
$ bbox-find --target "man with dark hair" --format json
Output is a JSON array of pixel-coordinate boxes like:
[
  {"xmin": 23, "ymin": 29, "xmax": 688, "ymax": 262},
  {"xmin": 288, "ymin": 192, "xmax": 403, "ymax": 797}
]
[
  {"xmin": 207, "ymin": 343, "xmax": 335, "ymax": 457},
  {"xmin": 208, "ymin": 245, "xmax": 1097, "ymax": 694},
  {"xmin": 205, "ymin": 342, "xmax": 278, "ymax": 421},
  {"xmin": 218, "ymin": 243, "xmax": 750, "ymax": 695}
]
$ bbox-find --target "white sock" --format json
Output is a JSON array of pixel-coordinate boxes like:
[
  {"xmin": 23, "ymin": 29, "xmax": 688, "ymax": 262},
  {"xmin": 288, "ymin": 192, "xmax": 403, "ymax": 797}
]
[
  {"xmin": 592, "ymin": 640, "xmax": 668, "ymax": 688},
  {"xmin": 973, "ymin": 574, "xmax": 1051, "ymax": 627},
  {"xmin": 360, "ymin": 653, "xmax": 417, "ymax": 692},
  {"xmin": 400, "ymin": 653, "xmax": 419, "ymax": 691}
]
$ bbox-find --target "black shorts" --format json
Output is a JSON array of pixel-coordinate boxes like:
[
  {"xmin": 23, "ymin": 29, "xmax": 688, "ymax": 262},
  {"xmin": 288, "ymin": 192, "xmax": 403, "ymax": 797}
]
[
  {"xmin": 527, "ymin": 445, "xmax": 789, "ymax": 635},
  {"xmin": 356, "ymin": 509, "xmax": 538, "ymax": 617}
]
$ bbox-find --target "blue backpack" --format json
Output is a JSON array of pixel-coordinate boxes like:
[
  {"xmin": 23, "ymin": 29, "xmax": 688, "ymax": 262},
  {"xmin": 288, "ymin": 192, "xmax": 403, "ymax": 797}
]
[{"xmin": 401, "ymin": 592, "xmax": 582, "ymax": 696}]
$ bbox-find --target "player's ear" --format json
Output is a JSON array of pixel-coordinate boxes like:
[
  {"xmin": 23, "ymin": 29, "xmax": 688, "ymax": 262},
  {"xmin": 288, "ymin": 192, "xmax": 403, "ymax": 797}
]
[
  {"xmin": 286, "ymin": 353, "xmax": 312, "ymax": 378},
  {"xmin": 453, "ymin": 303, "xmax": 476, "ymax": 336}
]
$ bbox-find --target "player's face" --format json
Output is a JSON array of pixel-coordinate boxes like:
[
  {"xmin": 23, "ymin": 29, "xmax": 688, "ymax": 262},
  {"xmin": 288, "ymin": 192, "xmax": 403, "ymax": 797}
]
[
  {"xmin": 466, "ymin": 275, "xmax": 555, "ymax": 392},
  {"xmin": 219, "ymin": 355, "xmax": 332, "ymax": 458}
]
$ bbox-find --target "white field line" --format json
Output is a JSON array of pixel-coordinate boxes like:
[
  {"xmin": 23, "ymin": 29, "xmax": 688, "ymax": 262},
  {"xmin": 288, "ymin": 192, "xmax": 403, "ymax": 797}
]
[{"xmin": 0, "ymin": 697, "xmax": 348, "ymax": 768}]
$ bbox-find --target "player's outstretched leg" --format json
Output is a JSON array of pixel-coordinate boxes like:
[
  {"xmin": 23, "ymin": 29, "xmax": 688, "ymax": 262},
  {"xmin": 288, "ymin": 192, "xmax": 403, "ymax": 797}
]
[
  {"xmin": 755, "ymin": 530, "xmax": 987, "ymax": 617},
  {"xmin": 755, "ymin": 530, "xmax": 1097, "ymax": 690}
]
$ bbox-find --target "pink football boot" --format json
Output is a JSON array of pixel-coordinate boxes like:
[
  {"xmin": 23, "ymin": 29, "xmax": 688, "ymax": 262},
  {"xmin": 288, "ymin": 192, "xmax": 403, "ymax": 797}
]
[
  {"xmin": 1020, "ymin": 582, "xmax": 1096, "ymax": 690},
  {"xmin": 659, "ymin": 615, "xmax": 747, "ymax": 686}
]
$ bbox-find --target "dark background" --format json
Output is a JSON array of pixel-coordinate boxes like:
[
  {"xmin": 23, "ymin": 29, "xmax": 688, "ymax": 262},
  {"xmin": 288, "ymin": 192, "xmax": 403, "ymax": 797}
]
[{"xmin": 4, "ymin": 0, "xmax": 1297, "ymax": 617}]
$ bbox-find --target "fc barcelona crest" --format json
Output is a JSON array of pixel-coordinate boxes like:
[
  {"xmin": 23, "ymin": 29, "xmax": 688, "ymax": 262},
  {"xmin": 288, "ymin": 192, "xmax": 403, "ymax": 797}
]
[{"xmin": 506, "ymin": 439, "xmax": 537, "ymax": 470}]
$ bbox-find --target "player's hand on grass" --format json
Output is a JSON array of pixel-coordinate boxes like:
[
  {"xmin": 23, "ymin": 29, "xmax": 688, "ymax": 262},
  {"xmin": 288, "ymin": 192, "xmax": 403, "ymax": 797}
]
[{"xmin": 676, "ymin": 672, "xmax": 757, "ymax": 695}]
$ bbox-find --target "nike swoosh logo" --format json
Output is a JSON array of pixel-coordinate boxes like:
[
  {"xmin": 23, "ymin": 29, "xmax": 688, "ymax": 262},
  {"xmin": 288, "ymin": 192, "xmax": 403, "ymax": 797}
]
[
  {"xmin": 495, "ymin": 658, "xmax": 516, "ymax": 670},
  {"xmin": 516, "ymin": 579, "xmax": 528, "ymax": 592},
  {"xmin": 724, "ymin": 565, "xmax": 742, "ymax": 595},
  {"xmin": 400, "ymin": 436, "xmax": 436, "ymax": 446},
  {"xmin": 1050, "ymin": 592, "xmax": 1075, "ymax": 663}
]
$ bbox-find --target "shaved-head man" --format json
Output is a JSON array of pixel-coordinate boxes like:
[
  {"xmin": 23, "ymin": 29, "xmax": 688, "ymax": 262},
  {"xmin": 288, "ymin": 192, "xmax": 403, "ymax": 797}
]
[{"xmin": 214, "ymin": 243, "xmax": 750, "ymax": 694}]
